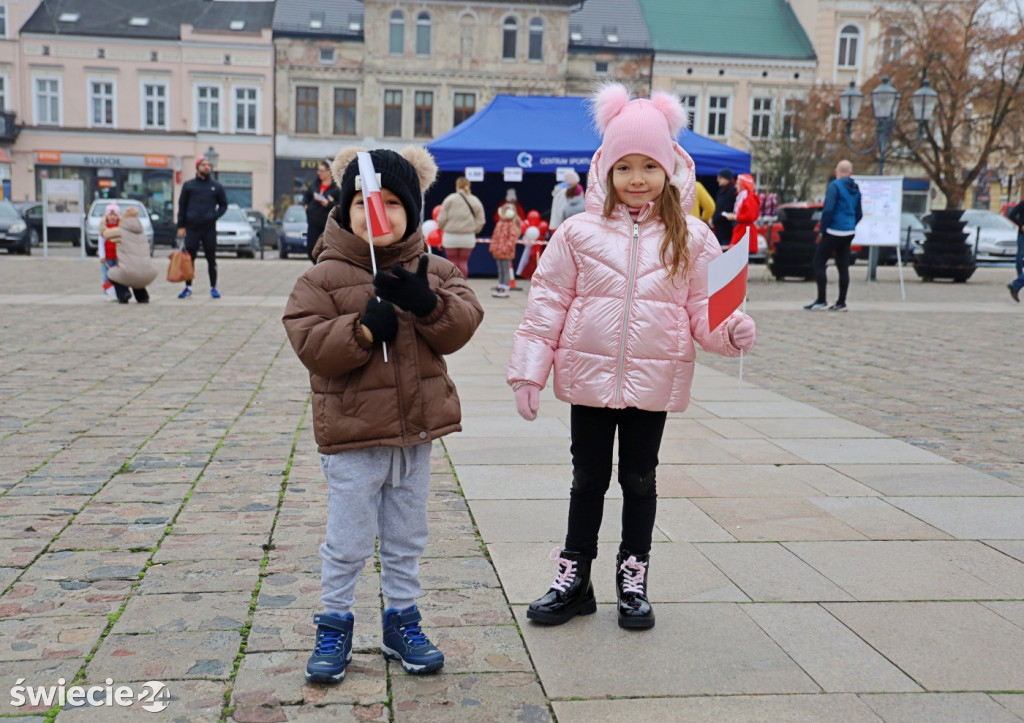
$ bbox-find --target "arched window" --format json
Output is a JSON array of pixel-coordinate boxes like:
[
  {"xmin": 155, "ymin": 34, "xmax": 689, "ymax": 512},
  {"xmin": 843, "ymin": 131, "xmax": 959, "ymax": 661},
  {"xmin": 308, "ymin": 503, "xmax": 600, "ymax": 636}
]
[
  {"xmin": 528, "ymin": 18, "xmax": 544, "ymax": 61},
  {"xmin": 416, "ymin": 12, "xmax": 431, "ymax": 56},
  {"xmin": 837, "ymin": 24, "xmax": 860, "ymax": 68},
  {"xmin": 502, "ymin": 16, "xmax": 518, "ymax": 60},
  {"xmin": 389, "ymin": 11, "xmax": 404, "ymax": 55}
]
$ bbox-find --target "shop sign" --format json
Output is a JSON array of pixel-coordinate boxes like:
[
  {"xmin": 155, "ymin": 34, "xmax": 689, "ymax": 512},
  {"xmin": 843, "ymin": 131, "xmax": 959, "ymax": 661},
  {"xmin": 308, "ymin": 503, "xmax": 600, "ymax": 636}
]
[{"xmin": 35, "ymin": 151, "xmax": 170, "ymax": 169}]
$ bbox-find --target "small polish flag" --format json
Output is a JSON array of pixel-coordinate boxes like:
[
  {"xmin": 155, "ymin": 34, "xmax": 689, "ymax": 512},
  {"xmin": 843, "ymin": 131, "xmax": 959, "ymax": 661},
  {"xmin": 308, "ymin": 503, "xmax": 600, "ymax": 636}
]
[
  {"xmin": 356, "ymin": 152, "xmax": 392, "ymax": 239},
  {"xmin": 707, "ymin": 229, "xmax": 750, "ymax": 331}
]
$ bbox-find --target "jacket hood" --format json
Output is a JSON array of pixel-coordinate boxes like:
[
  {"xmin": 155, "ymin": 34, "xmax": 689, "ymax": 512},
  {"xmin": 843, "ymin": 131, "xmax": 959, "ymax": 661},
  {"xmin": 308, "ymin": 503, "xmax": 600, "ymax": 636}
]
[
  {"xmin": 584, "ymin": 142, "xmax": 698, "ymax": 220},
  {"xmin": 313, "ymin": 206, "xmax": 426, "ymax": 268},
  {"xmin": 838, "ymin": 176, "xmax": 860, "ymax": 193},
  {"xmin": 120, "ymin": 217, "xmax": 144, "ymax": 234}
]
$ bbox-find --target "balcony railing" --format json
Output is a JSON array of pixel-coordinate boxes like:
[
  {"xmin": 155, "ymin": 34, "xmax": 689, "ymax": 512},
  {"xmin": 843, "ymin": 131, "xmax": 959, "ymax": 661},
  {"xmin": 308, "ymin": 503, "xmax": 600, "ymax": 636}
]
[{"xmin": 0, "ymin": 111, "xmax": 19, "ymax": 144}]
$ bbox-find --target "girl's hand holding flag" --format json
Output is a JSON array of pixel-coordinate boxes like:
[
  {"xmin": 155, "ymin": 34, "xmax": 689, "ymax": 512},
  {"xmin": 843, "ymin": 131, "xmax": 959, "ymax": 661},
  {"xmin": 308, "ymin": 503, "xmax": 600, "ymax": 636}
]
[{"xmin": 727, "ymin": 315, "xmax": 756, "ymax": 352}]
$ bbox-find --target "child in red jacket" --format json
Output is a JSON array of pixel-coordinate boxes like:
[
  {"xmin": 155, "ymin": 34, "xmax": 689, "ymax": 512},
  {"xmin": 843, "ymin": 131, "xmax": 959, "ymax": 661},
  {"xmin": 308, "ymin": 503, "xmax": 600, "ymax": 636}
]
[{"xmin": 98, "ymin": 203, "xmax": 120, "ymax": 298}]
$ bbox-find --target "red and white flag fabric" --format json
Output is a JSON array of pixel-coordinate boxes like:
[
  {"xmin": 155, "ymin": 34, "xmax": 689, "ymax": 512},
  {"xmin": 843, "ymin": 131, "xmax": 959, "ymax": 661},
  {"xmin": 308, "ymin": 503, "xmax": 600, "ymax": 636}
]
[
  {"xmin": 356, "ymin": 152, "xmax": 392, "ymax": 239},
  {"xmin": 707, "ymin": 229, "xmax": 750, "ymax": 331}
]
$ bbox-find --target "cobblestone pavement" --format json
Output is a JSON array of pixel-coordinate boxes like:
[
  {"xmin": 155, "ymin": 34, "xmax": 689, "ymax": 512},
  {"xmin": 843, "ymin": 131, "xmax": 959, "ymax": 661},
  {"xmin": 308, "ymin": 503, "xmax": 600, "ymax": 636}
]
[{"xmin": 0, "ymin": 255, "xmax": 1022, "ymax": 722}]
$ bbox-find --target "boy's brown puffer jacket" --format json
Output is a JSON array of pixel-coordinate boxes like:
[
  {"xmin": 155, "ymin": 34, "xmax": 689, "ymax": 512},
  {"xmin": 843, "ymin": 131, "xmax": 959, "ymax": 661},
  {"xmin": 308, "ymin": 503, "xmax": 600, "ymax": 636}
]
[{"xmin": 282, "ymin": 208, "xmax": 484, "ymax": 453}]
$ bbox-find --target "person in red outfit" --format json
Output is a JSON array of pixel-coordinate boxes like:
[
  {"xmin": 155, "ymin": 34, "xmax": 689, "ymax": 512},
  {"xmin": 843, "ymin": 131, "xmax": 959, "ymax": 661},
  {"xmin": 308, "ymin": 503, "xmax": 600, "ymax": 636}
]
[
  {"xmin": 98, "ymin": 203, "xmax": 120, "ymax": 298},
  {"xmin": 724, "ymin": 174, "xmax": 760, "ymax": 253}
]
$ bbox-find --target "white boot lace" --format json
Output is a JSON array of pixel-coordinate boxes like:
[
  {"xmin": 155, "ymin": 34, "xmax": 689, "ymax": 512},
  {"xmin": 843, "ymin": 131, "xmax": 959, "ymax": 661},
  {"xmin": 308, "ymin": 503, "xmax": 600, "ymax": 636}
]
[
  {"xmin": 619, "ymin": 555, "xmax": 647, "ymax": 595},
  {"xmin": 548, "ymin": 547, "xmax": 577, "ymax": 593}
]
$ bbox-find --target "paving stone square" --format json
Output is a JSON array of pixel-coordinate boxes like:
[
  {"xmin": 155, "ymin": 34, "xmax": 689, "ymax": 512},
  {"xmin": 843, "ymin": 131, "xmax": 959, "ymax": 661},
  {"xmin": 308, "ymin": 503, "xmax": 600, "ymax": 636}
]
[
  {"xmin": 88, "ymin": 631, "xmax": 241, "ymax": 681},
  {"xmin": 2, "ymin": 260, "xmax": 1022, "ymax": 720}
]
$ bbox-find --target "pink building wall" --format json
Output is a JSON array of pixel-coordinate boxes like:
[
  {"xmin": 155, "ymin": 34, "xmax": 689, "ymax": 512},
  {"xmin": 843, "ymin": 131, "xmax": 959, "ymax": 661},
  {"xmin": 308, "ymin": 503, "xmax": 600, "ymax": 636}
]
[{"xmin": 7, "ymin": 20, "xmax": 274, "ymax": 216}]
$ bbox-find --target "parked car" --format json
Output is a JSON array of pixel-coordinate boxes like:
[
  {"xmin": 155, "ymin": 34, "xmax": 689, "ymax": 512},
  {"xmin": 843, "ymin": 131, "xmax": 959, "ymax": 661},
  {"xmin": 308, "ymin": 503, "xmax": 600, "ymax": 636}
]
[
  {"xmin": 959, "ymin": 209, "xmax": 1019, "ymax": 262},
  {"xmin": 278, "ymin": 204, "xmax": 307, "ymax": 259},
  {"xmin": 216, "ymin": 206, "xmax": 260, "ymax": 258},
  {"xmin": 243, "ymin": 208, "xmax": 278, "ymax": 249},
  {"xmin": 13, "ymin": 201, "xmax": 80, "ymax": 246},
  {"xmin": 869, "ymin": 212, "xmax": 927, "ymax": 265},
  {"xmin": 147, "ymin": 201, "xmax": 176, "ymax": 247},
  {"xmin": 896, "ymin": 212, "xmax": 927, "ymax": 263},
  {"xmin": 84, "ymin": 199, "xmax": 155, "ymax": 256},
  {"xmin": 0, "ymin": 200, "xmax": 34, "ymax": 254}
]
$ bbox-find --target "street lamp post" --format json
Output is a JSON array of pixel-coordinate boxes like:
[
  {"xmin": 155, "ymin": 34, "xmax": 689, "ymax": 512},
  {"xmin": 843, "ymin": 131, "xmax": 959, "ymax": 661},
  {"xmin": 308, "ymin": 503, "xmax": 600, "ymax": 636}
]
[
  {"xmin": 205, "ymin": 146, "xmax": 219, "ymax": 180},
  {"xmin": 839, "ymin": 76, "xmax": 939, "ymax": 279}
]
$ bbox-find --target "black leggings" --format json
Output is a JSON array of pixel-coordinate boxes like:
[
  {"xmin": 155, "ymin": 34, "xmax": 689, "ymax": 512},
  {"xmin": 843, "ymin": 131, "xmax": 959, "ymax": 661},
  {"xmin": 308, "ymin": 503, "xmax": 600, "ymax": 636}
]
[
  {"xmin": 112, "ymin": 282, "xmax": 149, "ymax": 303},
  {"xmin": 565, "ymin": 405, "xmax": 667, "ymax": 559},
  {"xmin": 812, "ymin": 232, "xmax": 853, "ymax": 305},
  {"xmin": 184, "ymin": 225, "xmax": 218, "ymax": 288}
]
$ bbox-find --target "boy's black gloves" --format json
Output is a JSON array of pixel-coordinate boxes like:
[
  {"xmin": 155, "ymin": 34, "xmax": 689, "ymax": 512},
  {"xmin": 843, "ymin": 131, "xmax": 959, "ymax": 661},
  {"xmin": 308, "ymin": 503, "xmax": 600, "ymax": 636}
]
[
  {"xmin": 374, "ymin": 255, "xmax": 437, "ymax": 318},
  {"xmin": 360, "ymin": 297, "xmax": 398, "ymax": 344}
]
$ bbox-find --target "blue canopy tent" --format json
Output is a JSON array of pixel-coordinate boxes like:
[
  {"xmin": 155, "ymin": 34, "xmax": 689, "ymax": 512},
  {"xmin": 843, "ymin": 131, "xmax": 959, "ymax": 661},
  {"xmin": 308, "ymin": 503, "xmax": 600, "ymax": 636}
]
[
  {"xmin": 424, "ymin": 95, "xmax": 751, "ymax": 277},
  {"xmin": 427, "ymin": 95, "xmax": 751, "ymax": 177}
]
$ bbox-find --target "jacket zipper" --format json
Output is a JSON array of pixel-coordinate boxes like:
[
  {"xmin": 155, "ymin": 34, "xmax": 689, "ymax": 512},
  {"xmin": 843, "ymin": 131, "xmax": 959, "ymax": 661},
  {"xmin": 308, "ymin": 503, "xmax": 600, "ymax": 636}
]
[{"xmin": 614, "ymin": 220, "xmax": 641, "ymax": 407}]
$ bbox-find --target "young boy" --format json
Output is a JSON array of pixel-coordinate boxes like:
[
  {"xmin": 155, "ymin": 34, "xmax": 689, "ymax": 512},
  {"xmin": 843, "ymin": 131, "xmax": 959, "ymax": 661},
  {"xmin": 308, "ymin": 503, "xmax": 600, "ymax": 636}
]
[{"xmin": 282, "ymin": 146, "xmax": 484, "ymax": 684}]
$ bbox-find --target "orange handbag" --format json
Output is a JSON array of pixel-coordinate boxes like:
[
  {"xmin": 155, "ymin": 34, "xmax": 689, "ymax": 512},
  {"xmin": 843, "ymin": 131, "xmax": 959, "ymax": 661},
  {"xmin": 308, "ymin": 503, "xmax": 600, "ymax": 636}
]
[{"xmin": 167, "ymin": 248, "xmax": 194, "ymax": 283}]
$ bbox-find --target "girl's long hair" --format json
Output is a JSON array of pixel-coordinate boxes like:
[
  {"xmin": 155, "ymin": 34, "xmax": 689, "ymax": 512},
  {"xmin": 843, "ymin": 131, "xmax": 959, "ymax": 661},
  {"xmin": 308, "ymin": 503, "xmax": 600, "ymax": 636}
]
[{"xmin": 603, "ymin": 174, "xmax": 692, "ymax": 283}]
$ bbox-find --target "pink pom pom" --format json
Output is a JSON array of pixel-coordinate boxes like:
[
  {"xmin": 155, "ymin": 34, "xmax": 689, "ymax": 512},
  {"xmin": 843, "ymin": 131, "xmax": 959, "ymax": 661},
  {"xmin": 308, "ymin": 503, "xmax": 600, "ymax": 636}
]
[
  {"xmin": 590, "ymin": 83, "xmax": 630, "ymax": 133},
  {"xmin": 650, "ymin": 91, "xmax": 687, "ymax": 137}
]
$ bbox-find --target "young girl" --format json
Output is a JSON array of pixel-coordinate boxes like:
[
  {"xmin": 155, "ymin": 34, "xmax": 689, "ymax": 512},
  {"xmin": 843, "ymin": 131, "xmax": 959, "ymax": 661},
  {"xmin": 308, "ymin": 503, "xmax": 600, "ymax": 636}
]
[
  {"xmin": 489, "ymin": 201, "xmax": 521, "ymax": 298},
  {"xmin": 506, "ymin": 84, "xmax": 756, "ymax": 630},
  {"xmin": 98, "ymin": 203, "xmax": 120, "ymax": 298}
]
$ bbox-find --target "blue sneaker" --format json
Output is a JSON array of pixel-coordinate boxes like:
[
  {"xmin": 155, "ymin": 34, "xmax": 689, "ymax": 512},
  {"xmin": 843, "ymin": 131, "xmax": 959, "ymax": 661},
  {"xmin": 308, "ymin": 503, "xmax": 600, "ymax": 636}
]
[
  {"xmin": 381, "ymin": 605, "xmax": 444, "ymax": 674},
  {"xmin": 305, "ymin": 612, "xmax": 353, "ymax": 683},
  {"xmin": 177, "ymin": 287, "xmax": 192, "ymax": 299},
  {"xmin": 210, "ymin": 287, "xmax": 221, "ymax": 299}
]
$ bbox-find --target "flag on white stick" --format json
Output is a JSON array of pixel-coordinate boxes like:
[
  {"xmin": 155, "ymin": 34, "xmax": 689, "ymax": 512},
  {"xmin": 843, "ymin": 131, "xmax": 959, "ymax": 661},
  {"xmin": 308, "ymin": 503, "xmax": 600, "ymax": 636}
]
[
  {"xmin": 356, "ymin": 151, "xmax": 390, "ymax": 363},
  {"xmin": 707, "ymin": 230, "xmax": 749, "ymax": 332},
  {"xmin": 356, "ymin": 152, "xmax": 392, "ymax": 240}
]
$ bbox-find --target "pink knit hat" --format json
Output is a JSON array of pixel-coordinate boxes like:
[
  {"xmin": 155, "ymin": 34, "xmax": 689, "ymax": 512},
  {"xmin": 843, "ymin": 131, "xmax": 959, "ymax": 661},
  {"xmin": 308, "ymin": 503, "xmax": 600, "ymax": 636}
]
[
  {"xmin": 105, "ymin": 202, "xmax": 120, "ymax": 216},
  {"xmin": 590, "ymin": 84, "xmax": 687, "ymax": 175}
]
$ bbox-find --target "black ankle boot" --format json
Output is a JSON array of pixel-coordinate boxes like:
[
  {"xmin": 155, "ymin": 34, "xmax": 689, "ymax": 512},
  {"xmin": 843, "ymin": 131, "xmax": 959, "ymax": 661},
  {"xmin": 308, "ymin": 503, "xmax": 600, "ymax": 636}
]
[
  {"xmin": 526, "ymin": 548, "xmax": 597, "ymax": 625},
  {"xmin": 616, "ymin": 550, "xmax": 654, "ymax": 629}
]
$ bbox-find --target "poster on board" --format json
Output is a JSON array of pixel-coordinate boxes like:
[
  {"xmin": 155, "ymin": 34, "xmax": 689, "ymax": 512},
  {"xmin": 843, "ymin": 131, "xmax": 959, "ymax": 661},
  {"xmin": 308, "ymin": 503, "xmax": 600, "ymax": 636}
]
[
  {"xmin": 43, "ymin": 179, "xmax": 84, "ymax": 228},
  {"xmin": 851, "ymin": 175, "xmax": 903, "ymax": 247}
]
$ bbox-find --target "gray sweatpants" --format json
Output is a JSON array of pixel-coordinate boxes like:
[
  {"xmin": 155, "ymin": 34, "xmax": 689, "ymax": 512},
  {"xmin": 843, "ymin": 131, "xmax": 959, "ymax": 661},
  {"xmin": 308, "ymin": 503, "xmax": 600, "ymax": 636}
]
[{"xmin": 319, "ymin": 443, "xmax": 431, "ymax": 615}]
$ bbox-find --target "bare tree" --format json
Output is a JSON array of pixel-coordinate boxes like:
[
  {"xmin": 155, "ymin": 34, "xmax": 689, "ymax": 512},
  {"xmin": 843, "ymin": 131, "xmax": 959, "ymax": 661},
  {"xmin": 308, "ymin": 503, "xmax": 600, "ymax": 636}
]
[
  {"xmin": 861, "ymin": 0, "xmax": 1024, "ymax": 208},
  {"xmin": 749, "ymin": 87, "xmax": 857, "ymax": 202}
]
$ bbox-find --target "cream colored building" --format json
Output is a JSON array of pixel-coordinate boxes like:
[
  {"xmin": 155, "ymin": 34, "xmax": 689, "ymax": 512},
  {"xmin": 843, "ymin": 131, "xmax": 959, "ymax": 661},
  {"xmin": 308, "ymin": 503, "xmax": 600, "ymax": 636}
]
[
  {"xmin": 637, "ymin": 0, "xmax": 817, "ymax": 153},
  {"xmin": 789, "ymin": 0, "xmax": 937, "ymax": 210},
  {"xmin": 9, "ymin": 0, "xmax": 276, "ymax": 228},
  {"xmin": 271, "ymin": 0, "xmax": 651, "ymax": 205}
]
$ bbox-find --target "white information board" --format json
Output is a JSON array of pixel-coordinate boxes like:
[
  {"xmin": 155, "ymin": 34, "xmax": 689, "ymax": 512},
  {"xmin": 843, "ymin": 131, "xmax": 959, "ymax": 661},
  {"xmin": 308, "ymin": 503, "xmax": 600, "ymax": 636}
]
[
  {"xmin": 41, "ymin": 178, "xmax": 86, "ymax": 259},
  {"xmin": 464, "ymin": 166, "xmax": 484, "ymax": 182},
  {"xmin": 43, "ymin": 179, "xmax": 84, "ymax": 227},
  {"xmin": 851, "ymin": 175, "xmax": 902, "ymax": 247}
]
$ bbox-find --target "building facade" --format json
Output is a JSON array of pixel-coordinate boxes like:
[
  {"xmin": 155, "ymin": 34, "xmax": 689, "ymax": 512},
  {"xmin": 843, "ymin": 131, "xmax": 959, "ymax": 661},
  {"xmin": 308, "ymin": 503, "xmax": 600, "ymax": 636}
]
[
  {"xmin": 638, "ymin": 0, "xmax": 817, "ymax": 153},
  {"xmin": 0, "ymin": 0, "xmax": 40, "ymax": 199},
  {"xmin": 271, "ymin": 0, "xmax": 646, "ymax": 207},
  {"xmin": 9, "ymin": 0, "xmax": 275, "ymax": 230},
  {"xmin": 790, "ymin": 0, "xmax": 935, "ymax": 210}
]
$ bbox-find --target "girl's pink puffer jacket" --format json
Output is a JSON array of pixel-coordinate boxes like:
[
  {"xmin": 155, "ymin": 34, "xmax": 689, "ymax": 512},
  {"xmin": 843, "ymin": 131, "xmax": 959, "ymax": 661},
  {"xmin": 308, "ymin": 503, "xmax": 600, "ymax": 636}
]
[{"xmin": 507, "ymin": 143, "xmax": 748, "ymax": 413}]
